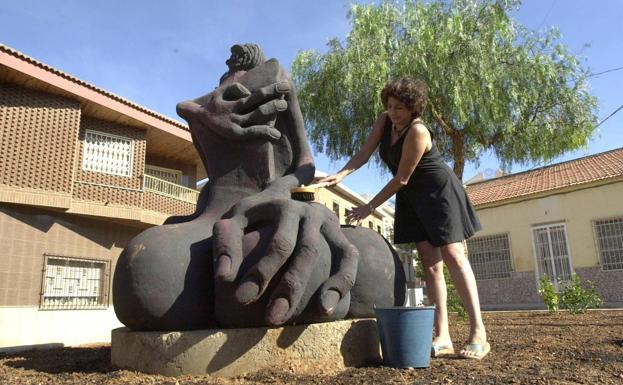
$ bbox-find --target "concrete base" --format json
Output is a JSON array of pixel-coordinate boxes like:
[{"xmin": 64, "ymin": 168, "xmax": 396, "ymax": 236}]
[{"xmin": 111, "ymin": 319, "xmax": 381, "ymax": 377}]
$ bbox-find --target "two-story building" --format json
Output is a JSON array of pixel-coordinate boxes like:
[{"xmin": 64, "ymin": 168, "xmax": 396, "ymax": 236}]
[
  {"xmin": 313, "ymin": 171, "xmax": 393, "ymax": 238},
  {"xmin": 0, "ymin": 44, "xmax": 204, "ymax": 351}
]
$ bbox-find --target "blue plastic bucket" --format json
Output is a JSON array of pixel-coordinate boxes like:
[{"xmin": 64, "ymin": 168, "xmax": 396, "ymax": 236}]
[{"xmin": 374, "ymin": 306, "xmax": 435, "ymax": 368}]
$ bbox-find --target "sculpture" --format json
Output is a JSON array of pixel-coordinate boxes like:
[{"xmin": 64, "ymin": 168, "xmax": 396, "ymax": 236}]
[{"xmin": 113, "ymin": 44, "xmax": 405, "ymax": 330}]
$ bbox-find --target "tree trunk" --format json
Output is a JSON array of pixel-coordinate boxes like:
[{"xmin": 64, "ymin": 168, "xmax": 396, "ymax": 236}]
[{"xmin": 451, "ymin": 132, "xmax": 465, "ymax": 181}]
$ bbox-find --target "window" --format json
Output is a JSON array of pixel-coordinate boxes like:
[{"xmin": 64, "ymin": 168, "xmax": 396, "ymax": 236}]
[
  {"xmin": 377, "ymin": 225, "xmax": 382, "ymax": 234},
  {"xmin": 368, "ymin": 221, "xmax": 373, "ymax": 229},
  {"xmin": 466, "ymin": 234, "xmax": 513, "ymax": 279},
  {"xmin": 40, "ymin": 255, "xmax": 109, "ymax": 310},
  {"xmin": 83, "ymin": 130, "xmax": 133, "ymax": 177},
  {"xmin": 532, "ymin": 223, "xmax": 573, "ymax": 290},
  {"xmin": 594, "ymin": 217, "xmax": 623, "ymax": 271},
  {"xmin": 145, "ymin": 164, "xmax": 182, "ymax": 185},
  {"xmin": 332, "ymin": 201, "xmax": 340, "ymax": 219}
]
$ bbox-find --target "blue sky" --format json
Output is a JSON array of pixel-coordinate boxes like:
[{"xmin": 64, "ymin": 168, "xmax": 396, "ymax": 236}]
[{"xmin": 2, "ymin": 0, "xmax": 622, "ymax": 197}]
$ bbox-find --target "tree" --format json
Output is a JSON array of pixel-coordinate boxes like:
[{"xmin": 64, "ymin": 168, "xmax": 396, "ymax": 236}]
[{"xmin": 291, "ymin": 0, "xmax": 598, "ymax": 180}]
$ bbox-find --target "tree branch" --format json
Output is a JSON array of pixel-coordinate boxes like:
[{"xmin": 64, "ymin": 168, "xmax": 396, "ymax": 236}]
[{"xmin": 429, "ymin": 99, "xmax": 455, "ymax": 136}]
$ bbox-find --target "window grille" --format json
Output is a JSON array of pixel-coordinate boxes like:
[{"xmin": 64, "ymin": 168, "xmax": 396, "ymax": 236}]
[
  {"xmin": 83, "ymin": 130, "xmax": 133, "ymax": 177},
  {"xmin": 145, "ymin": 164, "xmax": 182, "ymax": 185},
  {"xmin": 532, "ymin": 223, "xmax": 573, "ymax": 290},
  {"xmin": 40, "ymin": 255, "xmax": 109, "ymax": 310},
  {"xmin": 594, "ymin": 217, "xmax": 623, "ymax": 271},
  {"xmin": 466, "ymin": 233, "xmax": 513, "ymax": 279}
]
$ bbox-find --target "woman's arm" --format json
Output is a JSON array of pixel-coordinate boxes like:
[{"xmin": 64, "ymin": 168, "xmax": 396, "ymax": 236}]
[
  {"xmin": 346, "ymin": 122, "xmax": 431, "ymax": 222},
  {"xmin": 318, "ymin": 113, "xmax": 388, "ymax": 186}
]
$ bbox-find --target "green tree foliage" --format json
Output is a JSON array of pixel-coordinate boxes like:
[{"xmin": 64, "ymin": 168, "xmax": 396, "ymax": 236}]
[{"xmin": 292, "ymin": 0, "xmax": 598, "ymax": 180}]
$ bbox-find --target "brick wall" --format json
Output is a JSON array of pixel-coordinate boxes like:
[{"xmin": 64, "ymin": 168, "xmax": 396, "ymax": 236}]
[{"xmin": 0, "ymin": 83, "xmax": 80, "ymax": 193}]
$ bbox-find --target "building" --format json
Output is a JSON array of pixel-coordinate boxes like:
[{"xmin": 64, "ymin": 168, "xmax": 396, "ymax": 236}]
[
  {"xmin": 0, "ymin": 44, "xmax": 204, "ymax": 351},
  {"xmin": 465, "ymin": 148, "xmax": 623, "ymax": 310},
  {"xmin": 313, "ymin": 171, "xmax": 393, "ymax": 238},
  {"xmin": 0, "ymin": 45, "xmax": 396, "ymax": 351}
]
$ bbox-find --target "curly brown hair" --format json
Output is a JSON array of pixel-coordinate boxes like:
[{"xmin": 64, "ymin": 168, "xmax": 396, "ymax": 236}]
[{"xmin": 380, "ymin": 78, "xmax": 428, "ymax": 118}]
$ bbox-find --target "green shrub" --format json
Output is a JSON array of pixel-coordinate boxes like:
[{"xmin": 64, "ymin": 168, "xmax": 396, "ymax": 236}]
[
  {"xmin": 538, "ymin": 275, "xmax": 559, "ymax": 313},
  {"xmin": 559, "ymin": 274, "xmax": 603, "ymax": 314}
]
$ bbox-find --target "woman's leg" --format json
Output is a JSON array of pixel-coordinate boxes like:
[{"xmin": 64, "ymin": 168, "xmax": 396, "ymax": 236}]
[
  {"xmin": 415, "ymin": 240, "xmax": 451, "ymax": 347},
  {"xmin": 439, "ymin": 241, "xmax": 487, "ymax": 356}
]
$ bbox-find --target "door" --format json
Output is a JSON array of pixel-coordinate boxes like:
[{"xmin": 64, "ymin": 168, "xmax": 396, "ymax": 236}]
[{"xmin": 532, "ymin": 223, "xmax": 573, "ymax": 290}]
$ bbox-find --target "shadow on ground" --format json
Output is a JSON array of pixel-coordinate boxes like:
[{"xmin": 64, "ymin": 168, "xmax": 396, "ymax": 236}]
[{"xmin": 2, "ymin": 346, "xmax": 112, "ymax": 374}]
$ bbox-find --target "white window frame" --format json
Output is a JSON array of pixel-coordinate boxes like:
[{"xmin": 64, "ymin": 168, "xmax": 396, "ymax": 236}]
[
  {"xmin": 40, "ymin": 254, "xmax": 110, "ymax": 310},
  {"xmin": 593, "ymin": 216, "xmax": 623, "ymax": 271},
  {"xmin": 531, "ymin": 222, "xmax": 574, "ymax": 291},
  {"xmin": 466, "ymin": 233, "xmax": 514, "ymax": 280},
  {"xmin": 82, "ymin": 129, "xmax": 134, "ymax": 177}
]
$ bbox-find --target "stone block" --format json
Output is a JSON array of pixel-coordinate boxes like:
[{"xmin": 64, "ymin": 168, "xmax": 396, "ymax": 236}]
[{"xmin": 111, "ymin": 318, "xmax": 381, "ymax": 377}]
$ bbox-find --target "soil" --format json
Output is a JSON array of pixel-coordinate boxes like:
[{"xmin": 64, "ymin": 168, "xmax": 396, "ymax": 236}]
[{"xmin": 1, "ymin": 310, "xmax": 622, "ymax": 385}]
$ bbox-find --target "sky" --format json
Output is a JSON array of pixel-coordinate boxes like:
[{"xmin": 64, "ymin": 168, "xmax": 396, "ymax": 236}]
[{"xmin": 2, "ymin": 0, "xmax": 622, "ymax": 198}]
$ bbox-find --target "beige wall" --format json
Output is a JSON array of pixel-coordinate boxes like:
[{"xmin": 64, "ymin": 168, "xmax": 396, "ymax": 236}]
[
  {"xmin": 315, "ymin": 188, "xmax": 387, "ymax": 236},
  {"xmin": 0, "ymin": 307, "xmax": 123, "ymax": 352},
  {"xmin": 475, "ymin": 180, "xmax": 623, "ymax": 273},
  {"xmin": 0, "ymin": 204, "xmax": 140, "ymax": 307}
]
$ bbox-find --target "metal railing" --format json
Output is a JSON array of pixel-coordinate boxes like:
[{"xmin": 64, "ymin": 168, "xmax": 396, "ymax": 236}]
[{"xmin": 143, "ymin": 174, "xmax": 199, "ymax": 203}]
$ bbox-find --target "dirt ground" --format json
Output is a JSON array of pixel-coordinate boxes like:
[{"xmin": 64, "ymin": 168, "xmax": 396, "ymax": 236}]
[{"xmin": 1, "ymin": 310, "xmax": 622, "ymax": 385}]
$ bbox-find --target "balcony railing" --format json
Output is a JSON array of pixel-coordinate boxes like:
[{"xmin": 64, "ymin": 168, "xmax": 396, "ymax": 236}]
[{"xmin": 143, "ymin": 174, "xmax": 199, "ymax": 203}]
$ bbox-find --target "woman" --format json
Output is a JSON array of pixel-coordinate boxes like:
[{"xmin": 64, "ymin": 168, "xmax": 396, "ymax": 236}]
[{"xmin": 319, "ymin": 78, "xmax": 490, "ymax": 360}]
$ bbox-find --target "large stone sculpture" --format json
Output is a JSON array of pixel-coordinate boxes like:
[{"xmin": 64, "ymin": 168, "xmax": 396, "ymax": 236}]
[{"xmin": 113, "ymin": 44, "xmax": 405, "ymax": 330}]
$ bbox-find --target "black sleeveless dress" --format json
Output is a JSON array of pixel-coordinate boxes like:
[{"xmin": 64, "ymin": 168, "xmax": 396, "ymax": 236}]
[{"xmin": 379, "ymin": 117, "xmax": 481, "ymax": 246}]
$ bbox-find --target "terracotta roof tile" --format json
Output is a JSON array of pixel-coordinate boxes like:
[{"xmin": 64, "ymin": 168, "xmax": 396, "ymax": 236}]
[
  {"xmin": 466, "ymin": 148, "xmax": 623, "ymax": 206},
  {"xmin": 0, "ymin": 44, "xmax": 187, "ymax": 131}
]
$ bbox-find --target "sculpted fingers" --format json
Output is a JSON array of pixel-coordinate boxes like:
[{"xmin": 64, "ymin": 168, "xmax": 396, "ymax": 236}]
[
  {"xmin": 235, "ymin": 206, "xmax": 300, "ymax": 305},
  {"xmin": 238, "ymin": 81, "xmax": 290, "ymax": 112},
  {"xmin": 235, "ymin": 98, "xmax": 287, "ymax": 124},
  {"xmin": 319, "ymin": 219, "xmax": 360, "ymax": 315},
  {"xmin": 265, "ymin": 216, "xmax": 323, "ymax": 325},
  {"xmin": 213, "ymin": 218, "xmax": 246, "ymax": 282},
  {"xmin": 226, "ymin": 123, "xmax": 282, "ymax": 141},
  {"xmin": 221, "ymin": 82, "xmax": 251, "ymax": 101}
]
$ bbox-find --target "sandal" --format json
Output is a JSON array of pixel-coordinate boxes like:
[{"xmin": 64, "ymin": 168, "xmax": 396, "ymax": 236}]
[
  {"xmin": 459, "ymin": 342, "xmax": 490, "ymax": 360},
  {"xmin": 431, "ymin": 342, "xmax": 455, "ymax": 357}
]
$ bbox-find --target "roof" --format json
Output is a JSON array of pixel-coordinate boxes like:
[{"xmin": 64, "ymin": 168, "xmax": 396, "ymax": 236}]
[
  {"xmin": 0, "ymin": 44, "xmax": 187, "ymax": 131},
  {"xmin": 466, "ymin": 147, "xmax": 623, "ymax": 207}
]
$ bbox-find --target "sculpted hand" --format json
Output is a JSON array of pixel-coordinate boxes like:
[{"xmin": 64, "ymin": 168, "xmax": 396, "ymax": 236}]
[
  {"xmin": 177, "ymin": 80, "xmax": 291, "ymax": 141},
  {"xmin": 213, "ymin": 198, "xmax": 359, "ymax": 326}
]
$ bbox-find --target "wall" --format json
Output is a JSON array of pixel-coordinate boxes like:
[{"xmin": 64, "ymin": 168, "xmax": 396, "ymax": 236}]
[
  {"xmin": 0, "ymin": 307, "xmax": 123, "ymax": 352},
  {"xmin": 0, "ymin": 83, "xmax": 80, "ymax": 195},
  {"xmin": 0, "ymin": 204, "xmax": 140, "ymax": 307},
  {"xmin": 0, "ymin": 204, "xmax": 143, "ymax": 350}
]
